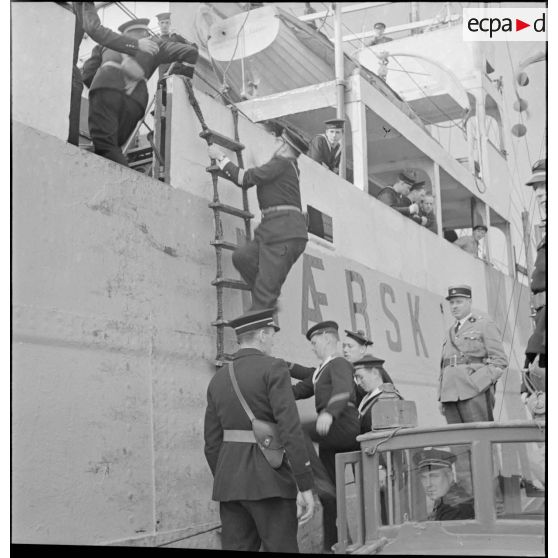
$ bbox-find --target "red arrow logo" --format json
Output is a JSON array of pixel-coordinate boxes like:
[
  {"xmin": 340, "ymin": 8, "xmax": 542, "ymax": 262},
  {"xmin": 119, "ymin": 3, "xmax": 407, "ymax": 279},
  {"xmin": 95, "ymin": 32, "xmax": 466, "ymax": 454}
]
[{"xmin": 516, "ymin": 19, "xmax": 530, "ymax": 31}]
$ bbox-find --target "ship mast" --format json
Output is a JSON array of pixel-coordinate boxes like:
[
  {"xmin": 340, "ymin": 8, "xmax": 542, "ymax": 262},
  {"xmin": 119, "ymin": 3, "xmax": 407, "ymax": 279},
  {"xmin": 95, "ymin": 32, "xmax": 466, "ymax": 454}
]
[{"xmin": 333, "ymin": 2, "xmax": 346, "ymax": 179}]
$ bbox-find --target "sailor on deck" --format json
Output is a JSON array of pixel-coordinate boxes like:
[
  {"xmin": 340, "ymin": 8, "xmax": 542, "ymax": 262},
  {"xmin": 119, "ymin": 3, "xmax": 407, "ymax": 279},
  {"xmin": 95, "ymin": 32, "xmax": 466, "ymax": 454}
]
[
  {"xmin": 377, "ymin": 172, "xmax": 423, "ymax": 219},
  {"xmin": 82, "ymin": 18, "xmax": 198, "ymax": 167},
  {"xmin": 155, "ymin": 12, "xmax": 192, "ymax": 79},
  {"xmin": 439, "ymin": 285, "xmax": 508, "ymax": 423},
  {"xmin": 454, "ymin": 225, "xmax": 487, "ymax": 257},
  {"xmin": 307, "ymin": 119, "xmax": 345, "ymax": 175},
  {"xmin": 365, "ymin": 22, "xmax": 394, "ymax": 46},
  {"xmin": 208, "ymin": 129, "xmax": 309, "ymax": 311},
  {"xmin": 204, "ymin": 308, "xmax": 314, "ymax": 552}
]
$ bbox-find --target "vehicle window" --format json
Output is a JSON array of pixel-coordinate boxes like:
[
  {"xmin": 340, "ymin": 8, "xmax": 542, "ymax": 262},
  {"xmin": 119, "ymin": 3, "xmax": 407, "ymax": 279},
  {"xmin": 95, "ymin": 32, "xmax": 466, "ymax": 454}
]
[
  {"xmin": 492, "ymin": 442, "xmax": 545, "ymax": 520},
  {"xmin": 379, "ymin": 444, "xmax": 474, "ymax": 524}
]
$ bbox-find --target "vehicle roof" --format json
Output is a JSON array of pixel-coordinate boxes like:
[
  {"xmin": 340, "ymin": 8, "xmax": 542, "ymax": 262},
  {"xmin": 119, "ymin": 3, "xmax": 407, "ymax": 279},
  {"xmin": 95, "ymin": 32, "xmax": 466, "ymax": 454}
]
[{"xmin": 357, "ymin": 420, "xmax": 545, "ymax": 443}]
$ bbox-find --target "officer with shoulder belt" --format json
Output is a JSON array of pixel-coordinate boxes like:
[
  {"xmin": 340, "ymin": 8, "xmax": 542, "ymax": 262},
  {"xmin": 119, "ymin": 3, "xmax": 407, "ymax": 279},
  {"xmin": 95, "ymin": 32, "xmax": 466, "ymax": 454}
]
[
  {"xmin": 439, "ymin": 285, "xmax": 508, "ymax": 423},
  {"xmin": 204, "ymin": 308, "xmax": 314, "ymax": 552}
]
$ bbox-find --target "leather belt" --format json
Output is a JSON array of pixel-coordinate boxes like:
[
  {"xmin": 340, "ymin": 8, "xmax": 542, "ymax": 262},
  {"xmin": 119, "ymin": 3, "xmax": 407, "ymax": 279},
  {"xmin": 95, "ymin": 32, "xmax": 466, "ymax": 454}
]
[
  {"xmin": 533, "ymin": 291, "xmax": 546, "ymax": 310},
  {"xmin": 223, "ymin": 429, "xmax": 256, "ymax": 443},
  {"xmin": 442, "ymin": 355, "xmax": 486, "ymax": 368},
  {"xmin": 261, "ymin": 205, "xmax": 302, "ymax": 216}
]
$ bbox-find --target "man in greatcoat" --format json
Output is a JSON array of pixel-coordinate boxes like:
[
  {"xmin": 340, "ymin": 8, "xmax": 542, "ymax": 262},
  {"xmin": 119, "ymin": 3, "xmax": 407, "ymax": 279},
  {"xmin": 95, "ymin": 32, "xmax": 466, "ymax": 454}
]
[
  {"xmin": 82, "ymin": 18, "xmax": 198, "ymax": 166},
  {"xmin": 438, "ymin": 285, "xmax": 508, "ymax": 423},
  {"xmin": 68, "ymin": 2, "xmax": 160, "ymax": 146},
  {"xmin": 307, "ymin": 119, "xmax": 345, "ymax": 175},
  {"xmin": 204, "ymin": 308, "xmax": 314, "ymax": 552},
  {"xmin": 288, "ymin": 320, "xmax": 360, "ymax": 552},
  {"xmin": 208, "ymin": 129, "xmax": 309, "ymax": 311},
  {"xmin": 521, "ymin": 159, "xmax": 546, "ymax": 418}
]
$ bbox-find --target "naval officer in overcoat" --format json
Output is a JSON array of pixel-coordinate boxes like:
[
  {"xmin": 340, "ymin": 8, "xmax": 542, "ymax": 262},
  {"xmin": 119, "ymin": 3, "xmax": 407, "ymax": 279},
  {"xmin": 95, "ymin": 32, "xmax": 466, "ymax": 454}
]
[
  {"xmin": 69, "ymin": 2, "xmax": 160, "ymax": 146},
  {"xmin": 204, "ymin": 308, "xmax": 314, "ymax": 552},
  {"xmin": 208, "ymin": 129, "xmax": 309, "ymax": 311},
  {"xmin": 415, "ymin": 448, "xmax": 474, "ymax": 521},
  {"xmin": 82, "ymin": 18, "xmax": 198, "ymax": 166},
  {"xmin": 288, "ymin": 320, "xmax": 360, "ymax": 552},
  {"xmin": 439, "ymin": 285, "xmax": 508, "ymax": 423}
]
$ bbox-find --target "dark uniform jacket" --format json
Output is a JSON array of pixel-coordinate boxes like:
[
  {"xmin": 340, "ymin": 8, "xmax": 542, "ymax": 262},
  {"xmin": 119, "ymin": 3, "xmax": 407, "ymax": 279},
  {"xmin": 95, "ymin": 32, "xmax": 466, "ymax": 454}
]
[
  {"xmin": 307, "ymin": 134, "xmax": 341, "ymax": 174},
  {"xmin": 427, "ymin": 483, "xmax": 474, "ymax": 521},
  {"xmin": 439, "ymin": 314, "xmax": 508, "ymax": 402},
  {"xmin": 82, "ymin": 39, "xmax": 198, "ymax": 111},
  {"xmin": 204, "ymin": 348, "xmax": 314, "ymax": 502},
  {"xmin": 157, "ymin": 31, "xmax": 191, "ymax": 77},
  {"xmin": 72, "ymin": 2, "xmax": 139, "ymax": 66},
  {"xmin": 377, "ymin": 187, "xmax": 415, "ymax": 218},
  {"xmin": 526, "ymin": 235, "xmax": 546, "ymax": 359},
  {"xmin": 290, "ymin": 356, "xmax": 360, "ymax": 450},
  {"xmin": 221, "ymin": 156, "xmax": 308, "ymax": 242}
]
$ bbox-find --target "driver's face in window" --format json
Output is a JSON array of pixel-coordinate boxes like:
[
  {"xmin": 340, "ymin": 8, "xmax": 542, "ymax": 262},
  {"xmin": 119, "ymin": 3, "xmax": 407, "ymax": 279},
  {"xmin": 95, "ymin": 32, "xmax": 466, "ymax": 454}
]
[{"xmin": 420, "ymin": 467, "xmax": 453, "ymax": 500}]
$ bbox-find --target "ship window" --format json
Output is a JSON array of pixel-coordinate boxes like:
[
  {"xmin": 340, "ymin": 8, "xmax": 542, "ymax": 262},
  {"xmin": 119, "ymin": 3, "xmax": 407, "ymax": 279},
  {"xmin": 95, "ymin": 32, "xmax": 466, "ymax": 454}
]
[
  {"xmin": 492, "ymin": 442, "xmax": 545, "ymax": 520},
  {"xmin": 306, "ymin": 205, "xmax": 333, "ymax": 243},
  {"xmin": 378, "ymin": 444, "xmax": 474, "ymax": 525}
]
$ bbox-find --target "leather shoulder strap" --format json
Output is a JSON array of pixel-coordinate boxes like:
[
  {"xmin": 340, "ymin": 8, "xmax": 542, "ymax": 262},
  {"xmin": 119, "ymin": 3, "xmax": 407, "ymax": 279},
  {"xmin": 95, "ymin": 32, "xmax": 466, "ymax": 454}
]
[
  {"xmin": 447, "ymin": 326, "xmax": 462, "ymax": 355},
  {"xmin": 228, "ymin": 362, "xmax": 256, "ymax": 423}
]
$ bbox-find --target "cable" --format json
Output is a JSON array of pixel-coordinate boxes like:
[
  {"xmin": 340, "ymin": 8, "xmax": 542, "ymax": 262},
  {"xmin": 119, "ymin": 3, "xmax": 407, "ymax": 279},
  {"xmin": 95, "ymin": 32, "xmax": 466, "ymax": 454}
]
[
  {"xmin": 389, "ymin": 55, "xmax": 468, "ymax": 132},
  {"xmin": 221, "ymin": 9, "xmax": 251, "ymax": 89},
  {"xmin": 156, "ymin": 524, "xmax": 222, "ymax": 547}
]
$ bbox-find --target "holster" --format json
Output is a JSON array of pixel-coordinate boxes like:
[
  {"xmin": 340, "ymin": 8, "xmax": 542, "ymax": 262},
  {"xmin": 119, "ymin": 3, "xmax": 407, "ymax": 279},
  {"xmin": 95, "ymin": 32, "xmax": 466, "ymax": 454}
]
[
  {"xmin": 252, "ymin": 418, "xmax": 285, "ymax": 469},
  {"xmin": 228, "ymin": 362, "xmax": 286, "ymax": 469}
]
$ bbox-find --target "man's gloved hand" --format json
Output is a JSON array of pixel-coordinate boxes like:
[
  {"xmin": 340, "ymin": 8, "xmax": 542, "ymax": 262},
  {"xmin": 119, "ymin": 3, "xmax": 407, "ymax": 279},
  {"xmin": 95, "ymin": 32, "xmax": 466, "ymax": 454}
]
[
  {"xmin": 409, "ymin": 203, "xmax": 419, "ymax": 215},
  {"xmin": 137, "ymin": 38, "xmax": 159, "ymax": 55}
]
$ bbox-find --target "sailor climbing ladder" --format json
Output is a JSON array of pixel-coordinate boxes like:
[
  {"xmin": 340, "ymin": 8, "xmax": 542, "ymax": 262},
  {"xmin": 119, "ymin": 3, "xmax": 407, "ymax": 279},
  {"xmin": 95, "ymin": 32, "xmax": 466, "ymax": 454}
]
[{"xmin": 182, "ymin": 77, "xmax": 253, "ymax": 365}]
